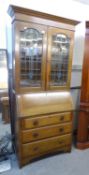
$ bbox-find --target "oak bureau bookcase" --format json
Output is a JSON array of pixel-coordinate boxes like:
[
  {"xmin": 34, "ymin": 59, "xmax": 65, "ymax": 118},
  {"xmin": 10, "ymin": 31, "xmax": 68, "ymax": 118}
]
[{"xmin": 7, "ymin": 5, "xmax": 79, "ymax": 167}]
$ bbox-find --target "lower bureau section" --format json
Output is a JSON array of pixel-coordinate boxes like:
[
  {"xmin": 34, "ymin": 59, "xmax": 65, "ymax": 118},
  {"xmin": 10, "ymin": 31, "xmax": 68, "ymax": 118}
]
[{"xmin": 21, "ymin": 134, "xmax": 72, "ymax": 158}]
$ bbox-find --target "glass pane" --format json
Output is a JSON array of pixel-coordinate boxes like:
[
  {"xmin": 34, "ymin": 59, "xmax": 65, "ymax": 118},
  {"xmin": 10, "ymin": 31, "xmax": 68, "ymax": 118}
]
[
  {"xmin": 20, "ymin": 28, "xmax": 43, "ymax": 87},
  {"xmin": 50, "ymin": 33, "xmax": 70, "ymax": 86}
]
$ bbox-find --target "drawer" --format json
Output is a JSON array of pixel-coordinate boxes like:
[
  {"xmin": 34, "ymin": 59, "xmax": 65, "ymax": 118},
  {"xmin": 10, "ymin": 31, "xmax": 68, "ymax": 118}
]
[
  {"xmin": 20, "ymin": 145, "xmax": 71, "ymax": 166},
  {"xmin": 21, "ymin": 112, "xmax": 72, "ymax": 129},
  {"xmin": 21, "ymin": 123, "xmax": 72, "ymax": 143},
  {"xmin": 22, "ymin": 134, "xmax": 71, "ymax": 157}
]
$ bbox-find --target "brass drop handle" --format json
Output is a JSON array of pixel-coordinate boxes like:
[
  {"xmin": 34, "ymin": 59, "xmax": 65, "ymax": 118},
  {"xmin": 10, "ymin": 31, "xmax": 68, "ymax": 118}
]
[
  {"xmin": 59, "ymin": 128, "xmax": 64, "ymax": 132},
  {"xmin": 60, "ymin": 116, "xmax": 64, "ymax": 121},
  {"xmin": 33, "ymin": 146, "xmax": 39, "ymax": 151},
  {"xmin": 33, "ymin": 120, "xmax": 39, "ymax": 126},
  {"xmin": 58, "ymin": 141, "xmax": 63, "ymax": 144},
  {"xmin": 33, "ymin": 133, "xmax": 39, "ymax": 138}
]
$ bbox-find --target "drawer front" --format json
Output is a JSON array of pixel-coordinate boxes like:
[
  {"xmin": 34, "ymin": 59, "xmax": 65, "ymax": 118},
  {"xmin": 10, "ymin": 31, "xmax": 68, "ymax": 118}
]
[
  {"xmin": 21, "ymin": 123, "xmax": 72, "ymax": 143},
  {"xmin": 20, "ymin": 145, "xmax": 71, "ymax": 166},
  {"xmin": 22, "ymin": 134, "xmax": 72, "ymax": 157},
  {"xmin": 21, "ymin": 112, "xmax": 72, "ymax": 129}
]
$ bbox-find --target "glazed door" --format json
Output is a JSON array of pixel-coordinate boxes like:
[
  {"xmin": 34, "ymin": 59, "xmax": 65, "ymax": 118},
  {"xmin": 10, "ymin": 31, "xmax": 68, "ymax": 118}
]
[
  {"xmin": 15, "ymin": 21, "xmax": 47, "ymax": 93},
  {"xmin": 46, "ymin": 27, "xmax": 74, "ymax": 90}
]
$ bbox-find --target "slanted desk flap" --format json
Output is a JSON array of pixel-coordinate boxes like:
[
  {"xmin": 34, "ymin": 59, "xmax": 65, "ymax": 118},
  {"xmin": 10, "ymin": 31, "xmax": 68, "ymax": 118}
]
[{"xmin": 16, "ymin": 91, "xmax": 74, "ymax": 117}]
